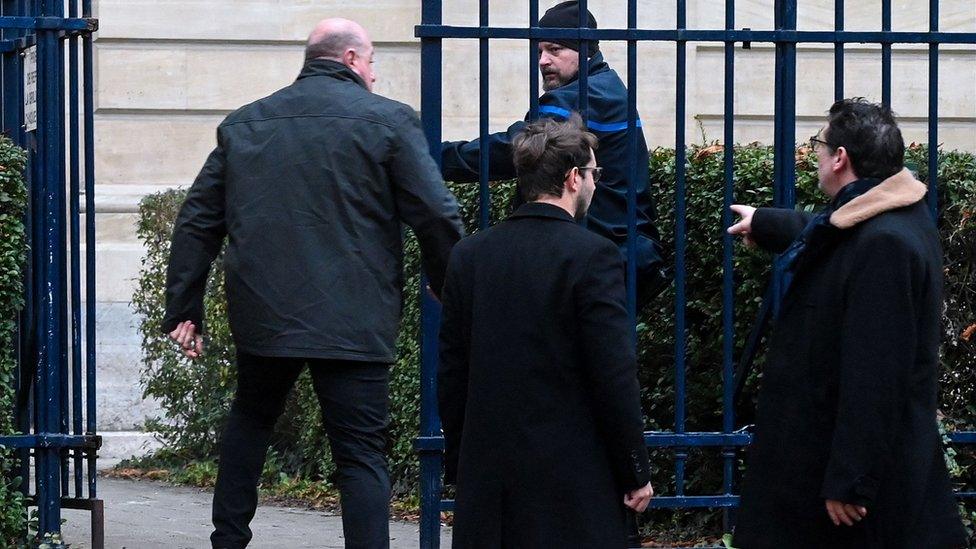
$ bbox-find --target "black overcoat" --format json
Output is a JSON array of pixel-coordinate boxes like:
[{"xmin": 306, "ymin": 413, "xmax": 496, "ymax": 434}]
[
  {"xmin": 162, "ymin": 59, "xmax": 463, "ymax": 361},
  {"xmin": 733, "ymin": 170, "xmax": 967, "ymax": 549},
  {"xmin": 438, "ymin": 202, "xmax": 651, "ymax": 547}
]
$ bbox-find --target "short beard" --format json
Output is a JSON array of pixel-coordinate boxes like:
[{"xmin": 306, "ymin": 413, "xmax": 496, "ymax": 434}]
[
  {"xmin": 542, "ymin": 74, "xmax": 563, "ymax": 92},
  {"xmin": 573, "ymin": 194, "xmax": 589, "ymax": 222}
]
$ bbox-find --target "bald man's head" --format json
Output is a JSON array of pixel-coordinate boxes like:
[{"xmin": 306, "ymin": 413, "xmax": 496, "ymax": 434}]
[{"xmin": 305, "ymin": 18, "xmax": 376, "ymax": 91}]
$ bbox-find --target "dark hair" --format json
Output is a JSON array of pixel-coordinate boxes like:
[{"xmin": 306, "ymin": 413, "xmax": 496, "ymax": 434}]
[
  {"xmin": 823, "ymin": 98, "xmax": 904, "ymax": 180},
  {"xmin": 512, "ymin": 115, "xmax": 597, "ymax": 202},
  {"xmin": 305, "ymin": 31, "xmax": 365, "ymax": 61}
]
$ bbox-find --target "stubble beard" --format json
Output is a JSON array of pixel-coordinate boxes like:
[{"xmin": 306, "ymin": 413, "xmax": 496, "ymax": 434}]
[{"xmin": 574, "ymin": 194, "xmax": 589, "ymax": 222}]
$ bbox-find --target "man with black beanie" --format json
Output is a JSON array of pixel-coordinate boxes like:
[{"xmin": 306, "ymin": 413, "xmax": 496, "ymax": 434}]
[{"xmin": 441, "ymin": 0, "xmax": 668, "ymax": 307}]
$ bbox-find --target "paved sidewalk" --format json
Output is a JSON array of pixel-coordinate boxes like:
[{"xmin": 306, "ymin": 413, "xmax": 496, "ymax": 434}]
[{"xmin": 61, "ymin": 477, "xmax": 451, "ymax": 548}]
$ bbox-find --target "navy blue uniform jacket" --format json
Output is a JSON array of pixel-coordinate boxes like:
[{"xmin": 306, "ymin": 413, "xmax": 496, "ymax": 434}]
[{"xmin": 442, "ymin": 52, "xmax": 666, "ymax": 300}]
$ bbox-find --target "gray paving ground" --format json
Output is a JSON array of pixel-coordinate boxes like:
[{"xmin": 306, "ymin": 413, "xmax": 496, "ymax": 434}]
[{"xmin": 60, "ymin": 477, "xmax": 451, "ymax": 548}]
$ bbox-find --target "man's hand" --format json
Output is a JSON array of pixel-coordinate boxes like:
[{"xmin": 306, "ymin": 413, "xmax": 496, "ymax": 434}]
[
  {"xmin": 727, "ymin": 204, "xmax": 757, "ymax": 247},
  {"xmin": 623, "ymin": 482, "xmax": 654, "ymax": 513},
  {"xmin": 169, "ymin": 320, "xmax": 204, "ymax": 359},
  {"xmin": 825, "ymin": 499, "xmax": 867, "ymax": 526}
]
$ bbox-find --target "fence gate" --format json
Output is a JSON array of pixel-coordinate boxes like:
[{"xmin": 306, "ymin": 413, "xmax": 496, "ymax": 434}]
[
  {"xmin": 1, "ymin": 0, "xmax": 100, "ymax": 546},
  {"xmin": 414, "ymin": 1, "xmax": 976, "ymax": 547}
]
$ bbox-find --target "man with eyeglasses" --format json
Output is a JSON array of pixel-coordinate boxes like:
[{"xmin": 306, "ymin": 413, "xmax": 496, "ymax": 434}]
[
  {"xmin": 438, "ymin": 116, "xmax": 653, "ymax": 546},
  {"xmin": 727, "ymin": 98, "xmax": 966, "ymax": 548},
  {"xmin": 440, "ymin": 0, "xmax": 668, "ymax": 307}
]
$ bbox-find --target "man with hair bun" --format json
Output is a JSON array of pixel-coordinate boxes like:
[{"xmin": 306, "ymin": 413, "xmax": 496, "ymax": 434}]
[{"xmin": 438, "ymin": 115, "xmax": 653, "ymax": 547}]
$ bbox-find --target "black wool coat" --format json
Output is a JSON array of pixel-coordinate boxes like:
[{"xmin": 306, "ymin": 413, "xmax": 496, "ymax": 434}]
[
  {"xmin": 162, "ymin": 59, "xmax": 463, "ymax": 362},
  {"xmin": 733, "ymin": 170, "xmax": 967, "ymax": 549},
  {"xmin": 438, "ymin": 202, "xmax": 651, "ymax": 548}
]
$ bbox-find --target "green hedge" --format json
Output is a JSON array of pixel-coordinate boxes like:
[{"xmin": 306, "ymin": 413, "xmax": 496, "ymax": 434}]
[
  {"xmin": 133, "ymin": 144, "xmax": 976, "ymax": 538},
  {"xmin": 0, "ymin": 136, "xmax": 30, "ymax": 544}
]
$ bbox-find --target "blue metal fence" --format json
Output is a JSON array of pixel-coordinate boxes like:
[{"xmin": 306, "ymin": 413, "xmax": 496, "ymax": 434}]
[
  {"xmin": 415, "ymin": 1, "xmax": 976, "ymax": 547},
  {"xmin": 1, "ymin": 0, "xmax": 100, "ymax": 545}
]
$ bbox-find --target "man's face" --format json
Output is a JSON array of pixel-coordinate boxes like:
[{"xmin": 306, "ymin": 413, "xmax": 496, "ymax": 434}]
[
  {"xmin": 349, "ymin": 43, "xmax": 376, "ymax": 92},
  {"xmin": 813, "ymin": 125, "xmax": 836, "ymax": 194},
  {"xmin": 573, "ymin": 150, "xmax": 598, "ymax": 221},
  {"xmin": 539, "ymin": 41, "xmax": 580, "ymax": 91}
]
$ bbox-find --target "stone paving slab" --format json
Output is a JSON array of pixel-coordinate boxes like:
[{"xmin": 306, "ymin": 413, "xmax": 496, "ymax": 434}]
[{"xmin": 61, "ymin": 477, "xmax": 451, "ymax": 548}]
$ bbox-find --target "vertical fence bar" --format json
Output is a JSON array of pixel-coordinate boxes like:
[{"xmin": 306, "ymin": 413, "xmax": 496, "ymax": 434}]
[
  {"xmin": 83, "ymin": 0, "xmax": 97, "ymax": 498},
  {"xmin": 529, "ymin": 0, "xmax": 539, "ymax": 118},
  {"xmin": 36, "ymin": 0, "xmax": 66, "ymax": 531},
  {"xmin": 419, "ymin": 1, "xmax": 443, "ymax": 547},
  {"xmin": 577, "ymin": 0, "xmax": 588, "ymax": 124},
  {"xmin": 477, "ymin": 0, "xmax": 490, "ymax": 229},
  {"xmin": 834, "ymin": 0, "xmax": 844, "ymax": 101},
  {"xmin": 926, "ymin": 0, "xmax": 938, "ymax": 217},
  {"xmin": 673, "ymin": 0, "xmax": 689, "ymax": 496},
  {"xmin": 625, "ymin": 0, "xmax": 638, "ymax": 327},
  {"xmin": 58, "ymin": 6, "xmax": 70, "ymax": 497},
  {"xmin": 881, "ymin": 0, "xmax": 891, "ymax": 107},
  {"xmin": 30, "ymin": 0, "xmax": 45, "ymax": 504},
  {"xmin": 625, "ymin": 3, "xmax": 640, "ymax": 543},
  {"xmin": 68, "ymin": 0, "xmax": 83, "ymax": 498},
  {"xmin": 771, "ymin": 0, "xmax": 797, "ymax": 313},
  {"xmin": 721, "ymin": 0, "xmax": 737, "ymax": 532},
  {"xmin": 774, "ymin": 0, "xmax": 797, "ymax": 210}
]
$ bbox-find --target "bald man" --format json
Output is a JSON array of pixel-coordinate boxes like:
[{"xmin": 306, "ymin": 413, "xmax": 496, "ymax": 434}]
[{"xmin": 162, "ymin": 18, "xmax": 463, "ymax": 549}]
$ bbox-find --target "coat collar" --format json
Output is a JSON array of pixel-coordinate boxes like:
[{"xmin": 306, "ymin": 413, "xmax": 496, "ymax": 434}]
[
  {"xmin": 553, "ymin": 52, "xmax": 610, "ymax": 91},
  {"xmin": 829, "ymin": 168, "xmax": 927, "ymax": 229},
  {"xmin": 510, "ymin": 201, "xmax": 576, "ymax": 222},
  {"xmin": 297, "ymin": 58, "xmax": 369, "ymax": 90}
]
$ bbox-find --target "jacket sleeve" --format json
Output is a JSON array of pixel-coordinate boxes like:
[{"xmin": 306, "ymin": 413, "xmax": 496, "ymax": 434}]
[
  {"xmin": 441, "ymin": 120, "xmax": 525, "ymax": 184},
  {"xmin": 161, "ymin": 130, "xmax": 228, "ymax": 335},
  {"xmin": 437, "ymin": 246, "xmax": 469, "ymax": 485},
  {"xmin": 577, "ymin": 241, "xmax": 651, "ymax": 492},
  {"xmin": 751, "ymin": 207, "xmax": 815, "ymax": 253},
  {"xmin": 441, "ymin": 93, "xmax": 573, "ymax": 184},
  {"xmin": 388, "ymin": 107, "xmax": 465, "ymax": 297},
  {"xmin": 819, "ymin": 231, "xmax": 920, "ymax": 507}
]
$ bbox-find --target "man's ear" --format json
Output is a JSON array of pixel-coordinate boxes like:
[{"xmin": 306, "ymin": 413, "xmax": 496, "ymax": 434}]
[
  {"xmin": 564, "ymin": 167, "xmax": 580, "ymax": 194},
  {"xmin": 833, "ymin": 146, "xmax": 849, "ymax": 174},
  {"xmin": 342, "ymin": 48, "xmax": 357, "ymax": 67}
]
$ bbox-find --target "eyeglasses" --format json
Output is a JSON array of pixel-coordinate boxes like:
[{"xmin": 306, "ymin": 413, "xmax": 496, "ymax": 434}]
[
  {"xmin": 808, "ymin": 132, "xmax": 835, "ymax": 151},
  {"xmin": 577, "ymin": 166, "xmax": 603, "ymax": 183}
]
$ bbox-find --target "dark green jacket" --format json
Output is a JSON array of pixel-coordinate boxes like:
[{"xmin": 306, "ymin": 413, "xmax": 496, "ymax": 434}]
[{"xmin": 163, "ymin": 59, "xmax": 464, "ymax": 362}]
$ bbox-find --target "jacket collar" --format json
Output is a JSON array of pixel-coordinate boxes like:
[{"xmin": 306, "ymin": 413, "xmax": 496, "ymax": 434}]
[
  {"xmin": 510, "ymin": 201, "xmax": 576, "ymax": 222},
  {"xmin": 555, "ymin": 51, "xmax": 609, "ymax": 90},
  {"xmin": 297, "ymin": 58, "xmax": 369, "ymax": 90},
  {"xmin": 829, "ymin": 168, "xmax": 927, "ymax": 229}
]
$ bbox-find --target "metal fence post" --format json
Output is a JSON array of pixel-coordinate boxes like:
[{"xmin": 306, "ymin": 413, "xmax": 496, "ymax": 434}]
[{"xmin": 418, "ymin": 2, "xmax": 444, "ymax": 547}]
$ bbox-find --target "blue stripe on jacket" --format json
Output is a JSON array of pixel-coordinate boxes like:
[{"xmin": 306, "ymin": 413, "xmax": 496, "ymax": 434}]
[{"xmin": 537, "ymin": 105, "xmax": 643, "ymax": 132}]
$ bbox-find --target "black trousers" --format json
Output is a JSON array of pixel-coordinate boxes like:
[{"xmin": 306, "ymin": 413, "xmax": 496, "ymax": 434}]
[{"xmin": 211, "ymin": 352, "xmax": 391, "ymax": 549}]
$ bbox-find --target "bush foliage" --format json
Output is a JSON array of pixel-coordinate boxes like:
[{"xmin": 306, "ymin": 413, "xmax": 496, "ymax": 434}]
[
  {"xmin": 133, "ymin": 144, "xmax": 976, "ymax": 536},
  {"xmin": 0, "ymin": 135, "xmax": 30, "ymax": 544}
]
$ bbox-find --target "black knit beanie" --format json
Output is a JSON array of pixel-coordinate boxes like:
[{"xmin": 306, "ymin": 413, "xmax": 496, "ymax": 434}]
[{"xmin": 538, "ymin": 1, "xmax": 600, "ymax": 56}]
